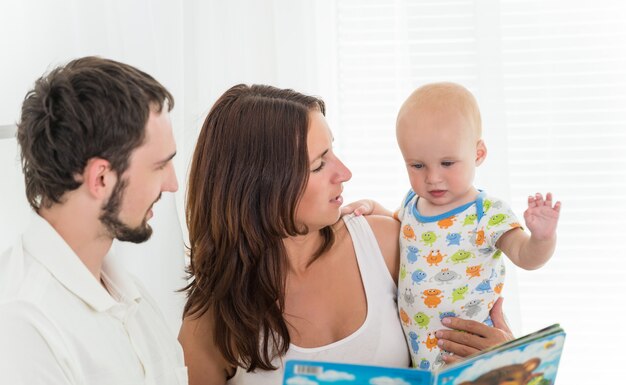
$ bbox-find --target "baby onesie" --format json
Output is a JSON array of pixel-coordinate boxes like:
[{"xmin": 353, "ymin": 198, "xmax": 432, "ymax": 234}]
[{"xmin": 397, "ymin": 190, "xmax": 521, "ymax": 370}]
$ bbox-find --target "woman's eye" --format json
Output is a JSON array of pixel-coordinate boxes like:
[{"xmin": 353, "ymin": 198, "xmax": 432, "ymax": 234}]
[
  {"xmin": 311, "ymin": 161, "xmax": 325, "ymax": 173},
  {"xmin": 156, "ymin": 161, "xmax": 169, "ymax": 171}
]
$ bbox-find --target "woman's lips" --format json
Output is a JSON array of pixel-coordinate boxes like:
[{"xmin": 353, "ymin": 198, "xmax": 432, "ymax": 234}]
[{"xmin": 331, "ymin": 195, "xmax": 344, "ymax": 205}]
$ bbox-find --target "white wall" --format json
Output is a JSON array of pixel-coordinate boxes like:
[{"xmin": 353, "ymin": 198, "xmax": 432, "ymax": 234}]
[{"xmin": 0, "ymin": 0, "xmax": 187, "ymax": 332}]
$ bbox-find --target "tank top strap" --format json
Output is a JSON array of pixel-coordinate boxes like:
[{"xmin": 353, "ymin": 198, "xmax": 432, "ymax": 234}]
[{"xmin": 342, "ymin": 214, "xmax": 397, "ymax": 293}]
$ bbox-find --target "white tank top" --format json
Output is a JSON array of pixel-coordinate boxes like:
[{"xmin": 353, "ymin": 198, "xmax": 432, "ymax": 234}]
[{"xmin": 228, "ymin": 214, "xmax": 410, "ymax": 385}]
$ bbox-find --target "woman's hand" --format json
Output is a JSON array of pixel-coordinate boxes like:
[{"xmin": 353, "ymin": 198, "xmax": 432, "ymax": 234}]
[{"xmin": 435, "ymin": 297, "xmax": 513, "ymax": 364}]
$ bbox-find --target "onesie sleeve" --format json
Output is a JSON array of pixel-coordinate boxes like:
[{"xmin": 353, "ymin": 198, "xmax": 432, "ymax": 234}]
[
  {"xmin": 395, "ymin": 189, "xmax": 415, "ymax": 222},
  {"xmin": 480, "ymin": 196, "xmax": 523, "ymax": 248}
]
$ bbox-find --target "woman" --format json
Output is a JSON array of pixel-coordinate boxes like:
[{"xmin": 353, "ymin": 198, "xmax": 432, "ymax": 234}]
[{"xmin": 179, "ymin": 84, "xmax": 511, "ymax": 385}]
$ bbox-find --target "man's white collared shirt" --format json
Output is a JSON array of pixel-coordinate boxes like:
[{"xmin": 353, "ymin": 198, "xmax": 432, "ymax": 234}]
[{"xmin": 0, "ymin": 214, "xmax": 188, "ymax": 384}]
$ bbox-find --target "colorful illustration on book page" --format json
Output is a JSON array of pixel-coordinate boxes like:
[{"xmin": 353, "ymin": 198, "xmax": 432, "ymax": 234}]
[{"xmin": 438, "ymin": 334, "xmax": 565, "ymax": 385}]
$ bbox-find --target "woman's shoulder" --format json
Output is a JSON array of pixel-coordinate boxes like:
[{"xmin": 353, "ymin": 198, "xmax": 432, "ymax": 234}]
[
  {"xmin": 338, "ymin": 212, "xmax": 398, "ymax": 230},
  {"xmin": 340, "ymin": 214, "xmax": 400, "ymax": 281},
  {"xmin": 363, "ymin": 214, "xmax": 400, "ymax": 234},
  {"xmin": 337, "ymin": 214, "xmax": 399, "ymax": 244}
]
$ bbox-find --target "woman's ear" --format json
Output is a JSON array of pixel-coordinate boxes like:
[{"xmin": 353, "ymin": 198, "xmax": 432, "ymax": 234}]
[
  {"xmin": 81, "ymin": 158, "xmax": 116, "ymax": 200},
  {"xmin": 475, "ymin": 140, "xmax": 487, "ymax": 166}
]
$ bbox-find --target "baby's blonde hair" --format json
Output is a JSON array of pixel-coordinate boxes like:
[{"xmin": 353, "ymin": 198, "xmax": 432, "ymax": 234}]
[{"xmin": 398, "ymin": 82, "xmax": 482, "ymax": 138}]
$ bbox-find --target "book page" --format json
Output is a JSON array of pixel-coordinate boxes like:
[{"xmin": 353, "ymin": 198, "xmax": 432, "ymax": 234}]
[{"xmin": 436, "ymin": 327, "xmax": 565, "ymax": 385}]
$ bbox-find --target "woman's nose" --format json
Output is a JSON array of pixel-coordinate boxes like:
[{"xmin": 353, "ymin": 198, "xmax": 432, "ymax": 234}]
[{"xmin": 334, "ymin": 157, "xmax": 352, "ymax": 183}]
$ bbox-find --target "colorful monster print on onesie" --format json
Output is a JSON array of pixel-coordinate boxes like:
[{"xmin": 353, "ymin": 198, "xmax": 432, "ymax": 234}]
[{"xmin": 397, "ymin": 190, "xmax": 521, "ymax": 369}]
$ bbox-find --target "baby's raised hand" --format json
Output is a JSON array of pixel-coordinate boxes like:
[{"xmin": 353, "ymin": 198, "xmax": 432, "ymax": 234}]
[{"xmin": 524, "ymin": 192, "xmax": 561, "ymax": 240}]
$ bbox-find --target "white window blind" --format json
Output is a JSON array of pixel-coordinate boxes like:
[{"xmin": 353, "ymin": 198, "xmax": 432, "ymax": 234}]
[
  {"xmin": 333, "ymin": 0, "xmax": 626, "ymax": 383},
  {"xmin": 501, "ymin": 2, "xmax": 626, "ymax": 383}
]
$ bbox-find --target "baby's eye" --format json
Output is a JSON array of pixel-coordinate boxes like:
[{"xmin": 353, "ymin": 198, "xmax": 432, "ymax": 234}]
[
  {"xmin": 411, "ymin": 163, "xmax": 424, "ymax": 169},
  {"xmin": 441, "ymin": 161, "xmax": 455, "ymax": 167}
]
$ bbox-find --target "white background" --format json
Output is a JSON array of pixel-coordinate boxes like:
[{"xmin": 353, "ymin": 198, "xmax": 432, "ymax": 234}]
[{"xmin": 1, "ymin": 1, "xmax": 624, "ymax": 383}]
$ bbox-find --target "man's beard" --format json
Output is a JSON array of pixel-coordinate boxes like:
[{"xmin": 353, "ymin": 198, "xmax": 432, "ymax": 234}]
[{"xmin": 99, "ymin": 178, "xmax": 158, "ymax": 243}]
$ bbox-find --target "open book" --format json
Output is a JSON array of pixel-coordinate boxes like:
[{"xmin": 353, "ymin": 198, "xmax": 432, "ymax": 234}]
[{"xmin": 283, "ymin": 324, "xmax": 565, "ymax": 385}]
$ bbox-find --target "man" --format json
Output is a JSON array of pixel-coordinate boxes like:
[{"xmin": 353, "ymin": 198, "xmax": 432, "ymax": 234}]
[{"xmin": 0, "ymin": 57, "xmax": 187, "ymax": 384}]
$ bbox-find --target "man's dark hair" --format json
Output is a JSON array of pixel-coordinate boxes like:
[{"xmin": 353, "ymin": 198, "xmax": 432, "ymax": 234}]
[{"xmin": 17, "ymin": 56, "xmax": 174, "ymax": 210}]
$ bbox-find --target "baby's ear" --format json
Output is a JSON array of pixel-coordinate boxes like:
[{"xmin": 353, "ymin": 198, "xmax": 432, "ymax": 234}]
[{"xmin": 475, "ymin": 139, "xmax": 487, "ymax": 166}]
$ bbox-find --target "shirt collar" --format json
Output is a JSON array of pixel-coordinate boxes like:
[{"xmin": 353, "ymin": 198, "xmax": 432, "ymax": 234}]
[
  {"xmin": 22, "ymin": 214, "xmax": 142, "ymax": 312},
  {"xmin": 101, "ymin": 250, "xmax": 142, "ymax": 305}
]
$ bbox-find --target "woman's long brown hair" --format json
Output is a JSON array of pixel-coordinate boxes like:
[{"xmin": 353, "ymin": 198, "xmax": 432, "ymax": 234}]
[{"xmin": 183, "ymin": 84, "xmax": 334, "ymax": 371}]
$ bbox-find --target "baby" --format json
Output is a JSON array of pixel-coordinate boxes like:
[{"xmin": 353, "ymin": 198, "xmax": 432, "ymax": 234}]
[{"xmin": 394, "ymin": 82, "xmax": 560, "ymax": 370}]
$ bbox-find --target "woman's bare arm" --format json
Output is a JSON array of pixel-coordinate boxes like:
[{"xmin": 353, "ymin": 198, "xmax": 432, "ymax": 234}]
[
  {"xmin": 179, "ymin": 311, "xmax": 234, "ymax": 385},
  {"xmin": 365, "ymin": 215, "xmax": 401, "ymax": 284}
]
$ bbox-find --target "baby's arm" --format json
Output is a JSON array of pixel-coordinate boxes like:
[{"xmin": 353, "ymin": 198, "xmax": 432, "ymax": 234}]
[{"xmin": 497, "ymin": 192, "xmax": 561, "ymax": 270}]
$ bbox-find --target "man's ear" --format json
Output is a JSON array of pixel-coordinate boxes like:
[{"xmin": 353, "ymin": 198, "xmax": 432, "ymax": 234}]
[
  {"xmin": 475, "ymin": 139, "xmax": 487, "ymax": 166},
  {"xmin": 81, "ymin": 158, "xmax": 116, "ymax": 199}
]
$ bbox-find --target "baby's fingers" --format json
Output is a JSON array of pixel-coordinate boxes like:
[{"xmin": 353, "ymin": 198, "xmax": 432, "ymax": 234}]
[
  {"xmin": 545, "ymin": 192, "xmax": 553, "ymax": 204},
  {"xmin": 544, "ymin": 192, "xmax": 562, "ymax": 212},
  {"xmin": 528, "ymin": 192, "xmax": 562, "ymax": 216},
  {"xmin": 353, "ymin": 205, "xmax": 367, "ymax": 216},
  {"xmin": 528, "ymin": 193, "xmax": 544, "ymax": 208},
  {"xmin": 341, "ymin": 204, "xmax": 366, "ymax": 216}
]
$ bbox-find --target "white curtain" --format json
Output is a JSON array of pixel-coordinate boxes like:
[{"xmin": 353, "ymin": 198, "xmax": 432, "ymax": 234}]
[
  {"xmin": 179, "ymin": 0, "xmax": 337, "ymax": 192},
  {"xmin": 332, "ymin": 0, "xmax": 523, "ymax": 331},
  {"xmin": 332, "ymin": 0, "xmax": 626, "ymax": 383}
]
